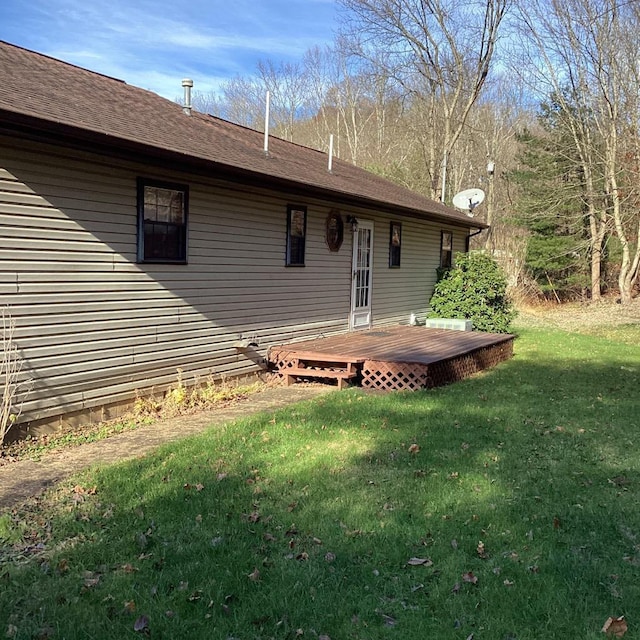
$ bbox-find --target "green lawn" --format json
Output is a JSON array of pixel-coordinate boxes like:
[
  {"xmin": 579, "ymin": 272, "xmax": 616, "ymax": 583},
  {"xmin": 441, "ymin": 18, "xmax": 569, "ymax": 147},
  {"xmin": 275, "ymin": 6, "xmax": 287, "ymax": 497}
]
[{"xmin": 1, "ymin": 326, "xmax": 639, "ymax": 639}]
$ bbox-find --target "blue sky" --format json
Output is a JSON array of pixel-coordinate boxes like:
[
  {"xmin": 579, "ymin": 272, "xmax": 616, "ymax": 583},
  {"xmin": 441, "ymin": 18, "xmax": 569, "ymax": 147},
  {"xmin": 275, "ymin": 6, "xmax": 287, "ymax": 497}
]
[{"xmin": 0, "ymin": 0, "xmax": 338, "ymax": 99}]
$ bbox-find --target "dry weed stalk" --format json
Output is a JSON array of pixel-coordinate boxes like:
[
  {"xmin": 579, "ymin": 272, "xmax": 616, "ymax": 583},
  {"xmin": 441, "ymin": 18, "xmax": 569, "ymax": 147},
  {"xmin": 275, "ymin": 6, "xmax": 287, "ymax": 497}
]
[{"xmin": 1, "ymin": 307, "xmax": 32, "ymax": 444}]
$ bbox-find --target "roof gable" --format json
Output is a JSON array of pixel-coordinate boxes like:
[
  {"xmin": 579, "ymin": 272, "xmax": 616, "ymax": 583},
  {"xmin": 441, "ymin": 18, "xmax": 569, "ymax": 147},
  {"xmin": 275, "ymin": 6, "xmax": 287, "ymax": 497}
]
[{"xmin": 0, "ymin": 40, "xmax": 483, "ymax": 227}]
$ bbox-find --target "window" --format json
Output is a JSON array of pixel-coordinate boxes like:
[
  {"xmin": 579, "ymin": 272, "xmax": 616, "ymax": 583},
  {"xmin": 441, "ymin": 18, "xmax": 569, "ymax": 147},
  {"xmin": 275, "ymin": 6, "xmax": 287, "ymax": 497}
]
[
  {"xmin": 286, "ymin": 205, "xmax": 307, "ymax": 266},
  {"xmin": 389, "ymin": 222, "xmax": 401, "ymax": 268},
  {"xmin": 440, "ymin": 231, "xmax": 453, "ymax": 269},
  {"xmin": 137, "ymin": 178, "xmax": 188, "ymax": 263}
]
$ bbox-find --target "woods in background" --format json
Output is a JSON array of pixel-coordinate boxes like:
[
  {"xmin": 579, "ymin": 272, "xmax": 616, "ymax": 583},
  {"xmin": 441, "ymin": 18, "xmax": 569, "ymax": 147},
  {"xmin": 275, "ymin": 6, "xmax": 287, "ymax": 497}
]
[{"xmin": 189, "ymin": 0, "xmax": 639, "ymax": 304}]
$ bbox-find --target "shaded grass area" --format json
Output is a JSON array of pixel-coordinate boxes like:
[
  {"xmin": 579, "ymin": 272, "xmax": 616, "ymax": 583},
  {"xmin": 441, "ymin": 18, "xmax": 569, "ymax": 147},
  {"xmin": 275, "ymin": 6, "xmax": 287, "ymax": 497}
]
[{"xmin": 1, "ymin": 329, "xmax": 639, "ymax": 639}]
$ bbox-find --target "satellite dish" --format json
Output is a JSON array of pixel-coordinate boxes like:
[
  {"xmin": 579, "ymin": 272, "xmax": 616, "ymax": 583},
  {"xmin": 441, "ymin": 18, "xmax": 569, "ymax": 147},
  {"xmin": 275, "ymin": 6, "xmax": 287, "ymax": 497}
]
[{"xmin": 452, "ymin": 188, "xmax": 485, "ymax": 216}]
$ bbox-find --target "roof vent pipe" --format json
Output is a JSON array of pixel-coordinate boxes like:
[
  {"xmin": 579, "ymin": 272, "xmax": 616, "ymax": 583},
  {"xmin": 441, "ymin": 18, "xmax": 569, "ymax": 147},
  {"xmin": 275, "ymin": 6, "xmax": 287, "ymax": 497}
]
[
  {"xmin": 328, "ymin": 134, "xmax": 334, "ymax": 173},
  {"xmin": 264, "ymin": 91, "xmax": 270, "ymax": 156},
  {"xmin": 182, "ymin": 79, "xmax": 194, "ymax": 116}
]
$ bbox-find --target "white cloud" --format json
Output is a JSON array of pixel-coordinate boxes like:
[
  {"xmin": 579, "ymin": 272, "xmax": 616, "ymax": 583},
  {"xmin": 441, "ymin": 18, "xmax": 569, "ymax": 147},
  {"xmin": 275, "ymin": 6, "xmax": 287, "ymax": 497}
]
[{"xmin": 1, "ymin": 0, "xmax": 338, "ymax": 98}]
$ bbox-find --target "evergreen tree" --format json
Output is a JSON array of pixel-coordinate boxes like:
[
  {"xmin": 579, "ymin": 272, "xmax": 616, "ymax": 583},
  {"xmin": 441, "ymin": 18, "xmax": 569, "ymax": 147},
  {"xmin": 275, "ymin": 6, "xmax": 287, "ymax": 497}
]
[{"xmin": 510, "ymin": 108, "xmax": 593, "ymax": 299}]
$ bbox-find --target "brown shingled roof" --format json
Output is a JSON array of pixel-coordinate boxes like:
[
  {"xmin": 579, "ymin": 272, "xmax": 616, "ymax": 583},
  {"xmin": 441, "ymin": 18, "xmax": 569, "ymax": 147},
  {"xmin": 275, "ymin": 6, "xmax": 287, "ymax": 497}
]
[{"xmin": 0, "ymin": 40, "xmax": 484, "ymax": 228}]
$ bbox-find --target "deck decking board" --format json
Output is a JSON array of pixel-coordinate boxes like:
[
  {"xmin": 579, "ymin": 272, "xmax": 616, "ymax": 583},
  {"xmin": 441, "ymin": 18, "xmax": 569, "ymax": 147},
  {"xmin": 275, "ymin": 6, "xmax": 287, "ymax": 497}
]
[
  {"xmin": 268, "ymin": 326, "xmax": 514, "ymax": 391},
  {"xmin": 269, "ymin": 326, "xmax": 513, "ymax": 368}
]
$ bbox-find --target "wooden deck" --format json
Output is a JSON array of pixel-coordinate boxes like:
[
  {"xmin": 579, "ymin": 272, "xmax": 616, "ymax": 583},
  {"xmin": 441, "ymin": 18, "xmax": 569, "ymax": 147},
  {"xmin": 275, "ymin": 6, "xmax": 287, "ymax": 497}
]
[{"xmin": 268, "ymin": 325, "xmax": 514, "ymax": 391}]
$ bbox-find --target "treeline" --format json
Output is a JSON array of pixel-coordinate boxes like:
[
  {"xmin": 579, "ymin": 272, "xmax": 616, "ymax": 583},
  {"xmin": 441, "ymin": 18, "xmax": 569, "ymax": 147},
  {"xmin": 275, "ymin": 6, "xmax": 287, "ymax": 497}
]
[{"xmin": 190, "ymin": 0, "xmax": 639, "ymax": 304}]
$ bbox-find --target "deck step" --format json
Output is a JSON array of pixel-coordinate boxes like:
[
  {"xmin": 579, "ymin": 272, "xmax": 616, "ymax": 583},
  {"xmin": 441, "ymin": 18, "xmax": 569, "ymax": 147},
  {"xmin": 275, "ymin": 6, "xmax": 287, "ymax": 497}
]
[{"xmin": 284, "ymin": 365, "xmax": 357, "ymax": 390}]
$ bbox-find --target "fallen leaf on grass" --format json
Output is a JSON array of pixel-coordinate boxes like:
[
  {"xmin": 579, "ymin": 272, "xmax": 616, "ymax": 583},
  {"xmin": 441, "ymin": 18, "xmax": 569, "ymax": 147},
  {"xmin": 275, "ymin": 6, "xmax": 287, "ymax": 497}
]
[
  {"xmin": 195, "ymin": 483, "xmax": 205, "ymax": 491},
  {"xmin": 248, "ymin": 568, "xmax": 261, "ymax": 582},
  {"xmin": 133, "ymin": 615, "xmax": 149, "ymax": 632},
  {"xmin": 503, "ymin": 579, "xmax": 515, "ymax": 587},
  {"xmin": 82, "ymin": 571, "xmax": 100, "ymax": 589},
  {"xmin": 123, "ymin": 600, "xmax": 136, "ymax": 613},
  {"xmin": 609, "ymin": 476, "xmax": 631, "ymax": 488},
  {"xmin": 477, "ymin": 541, "xmax": 489, "ymax": 559},
  {"xmin": 602, "ymin": 616, "xmax": 627, "ymax": 638},
  {"xmin": 407, "ymin": 557, "xmax": 433, "ymax": 567},
  {"xmin": 324, "ymin": 552, "xmax": 336, "ymax": 563},
  {"xmin": 408, "ymin": 443, "xmax": 420, "ymax": 454},
  {"xmin": 73, "ymin": 484, "xmax": 97, "ymax": 496},
  {"xmin": 553, "ymin": 516, "xmax": 561, "ymax": 529},
  {"xmin": 462, "ymin": 571, "xmax": 478, "ymax": 585},
  {"xmin": 381, "ymin": 614, "xmax": 397, "ymax": 627}
]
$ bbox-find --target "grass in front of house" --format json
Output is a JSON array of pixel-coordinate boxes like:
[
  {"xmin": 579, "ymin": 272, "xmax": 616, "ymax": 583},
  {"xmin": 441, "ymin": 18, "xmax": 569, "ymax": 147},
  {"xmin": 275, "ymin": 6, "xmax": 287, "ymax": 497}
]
[
  {"xmin": 579, "ymin": 323, "xmax": 640, "ymax": 347},
  {"xmin": 1, "ymin": 328, "xmax": 639, "ymax": 639}
]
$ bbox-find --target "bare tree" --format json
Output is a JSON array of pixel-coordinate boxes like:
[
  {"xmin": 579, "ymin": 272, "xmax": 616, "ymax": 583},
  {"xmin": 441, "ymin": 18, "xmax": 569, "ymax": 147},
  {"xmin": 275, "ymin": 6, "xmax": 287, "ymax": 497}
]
[
  {"xmin": 191, "ymin": 75, "xmax": 265, "ymax": 129},
  {"xmin": 514, "ymin": 0, "xmax": 640, "ymax": 303},
  {"xmin": 338, "ymin": 0, "xmax": 511, "ymax": 201},
  {"xmin": 513, "ymin": 0, "xmax": 608, "ymax": 300},
  {"xmin": 257, "ymin": 60, "xmax": 314, "ymax": 142}
]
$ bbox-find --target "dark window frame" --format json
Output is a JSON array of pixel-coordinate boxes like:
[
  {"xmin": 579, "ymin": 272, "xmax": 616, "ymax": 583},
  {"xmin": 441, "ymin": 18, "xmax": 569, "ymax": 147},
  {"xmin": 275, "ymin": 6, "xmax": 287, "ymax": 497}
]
[
  {"xmin": 137, "ymin": 178, "xmax": 188, "ymax": 264},
  {"xmin": 286, "ymin": 205, "xmax": 307, "ymax": 266},
  {"xmin": 389, "ymin": 221, "xmax": 402, "ymax": 268},
  {"xmin": 440, "ymin": 231, "xmax": 453, "ymax": 269}
]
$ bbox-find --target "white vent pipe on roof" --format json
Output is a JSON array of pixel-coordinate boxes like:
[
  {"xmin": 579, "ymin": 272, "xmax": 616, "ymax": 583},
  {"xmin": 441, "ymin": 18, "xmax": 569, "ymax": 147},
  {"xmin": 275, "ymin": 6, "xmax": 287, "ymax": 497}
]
[
  {"xmin": 328, "ymin": 134, "xmax": 334, "ymax": 173},
  {"xmin": 182, "ymin": 78, "xmax": 194, "ymax": 116},
  {"xmin": 264, "ymin": 91, "xmax": 270, "ymax": 156}
]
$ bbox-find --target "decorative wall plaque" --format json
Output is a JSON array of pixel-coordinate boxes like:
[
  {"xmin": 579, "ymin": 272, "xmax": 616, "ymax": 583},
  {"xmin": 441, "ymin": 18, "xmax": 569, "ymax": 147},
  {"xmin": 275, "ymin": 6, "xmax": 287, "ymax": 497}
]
[{"xmin": 325, "ymin": 210, "xmax": 344, "ymax": 252}]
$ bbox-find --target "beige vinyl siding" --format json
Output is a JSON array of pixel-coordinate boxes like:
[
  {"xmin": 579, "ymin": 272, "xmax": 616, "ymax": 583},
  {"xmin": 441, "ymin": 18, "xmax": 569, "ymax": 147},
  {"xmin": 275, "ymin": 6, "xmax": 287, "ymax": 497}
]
[
  {"xmin": 338, "ymin": 213, "xmax": 468, "ymax": 327},
  {"xmin": 0, "ymin": 138, "xmax": 351, "ymax": 424},
  {"xmin": 371, "ymin": 216, "xmax": 442, "ymax": 325},
  {"xmin": 1, "ymin": 137, "xmax": 472, "ymax": 426}
]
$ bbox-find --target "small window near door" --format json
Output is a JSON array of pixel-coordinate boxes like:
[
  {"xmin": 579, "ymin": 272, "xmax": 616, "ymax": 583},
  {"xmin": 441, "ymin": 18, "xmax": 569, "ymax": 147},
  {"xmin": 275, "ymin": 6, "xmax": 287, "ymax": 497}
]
[
  {"xmin": 286, "ymin": 205, "xmax": 307, "ymax": 266},
  {"xmin": 137, "ymin": 178, "xmax": 188, "ymax": 263},
  {"xmin": 389, "ymin": 222, "xmax": 401, "ymax": 268},
  {"xmin": 440, "ymin": 231, "xmax": 453, "ymax": 269}
]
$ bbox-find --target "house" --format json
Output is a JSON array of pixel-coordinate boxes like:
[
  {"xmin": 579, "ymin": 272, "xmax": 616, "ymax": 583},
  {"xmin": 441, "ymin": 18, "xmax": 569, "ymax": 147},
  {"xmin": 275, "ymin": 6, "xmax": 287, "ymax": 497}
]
[{"xmin": 0, "ymin": 41, "xmax": 486, "ymax": 431}]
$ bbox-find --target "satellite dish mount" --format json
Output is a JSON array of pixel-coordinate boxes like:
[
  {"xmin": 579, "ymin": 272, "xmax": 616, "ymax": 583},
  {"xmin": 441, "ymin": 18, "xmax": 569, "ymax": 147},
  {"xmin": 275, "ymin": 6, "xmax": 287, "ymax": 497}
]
[{"xmin": 452, "ymin": 188, "xmax": 485, "ymax": 217}]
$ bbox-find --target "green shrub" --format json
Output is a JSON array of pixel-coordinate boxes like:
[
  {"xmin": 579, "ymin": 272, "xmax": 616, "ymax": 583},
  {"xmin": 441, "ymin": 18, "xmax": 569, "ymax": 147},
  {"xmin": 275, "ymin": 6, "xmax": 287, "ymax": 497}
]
[{"xmin": 428, "ymin": 251, "xmax": 516, "ymax": 333}]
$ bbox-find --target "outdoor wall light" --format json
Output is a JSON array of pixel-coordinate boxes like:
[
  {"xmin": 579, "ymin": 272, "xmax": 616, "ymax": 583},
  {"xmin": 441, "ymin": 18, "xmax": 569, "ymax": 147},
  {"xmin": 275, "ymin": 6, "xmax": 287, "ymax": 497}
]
[{"xmin": 346, "ymin": 215, "xmax": 359, "ymax": 232}]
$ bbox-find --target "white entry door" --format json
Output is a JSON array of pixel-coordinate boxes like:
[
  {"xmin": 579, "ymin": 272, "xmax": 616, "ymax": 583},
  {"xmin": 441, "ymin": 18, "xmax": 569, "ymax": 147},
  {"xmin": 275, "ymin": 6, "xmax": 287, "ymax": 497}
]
[{"xmin": 350, "ymin": 221, "xmax": 374, "ymax": 330}]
